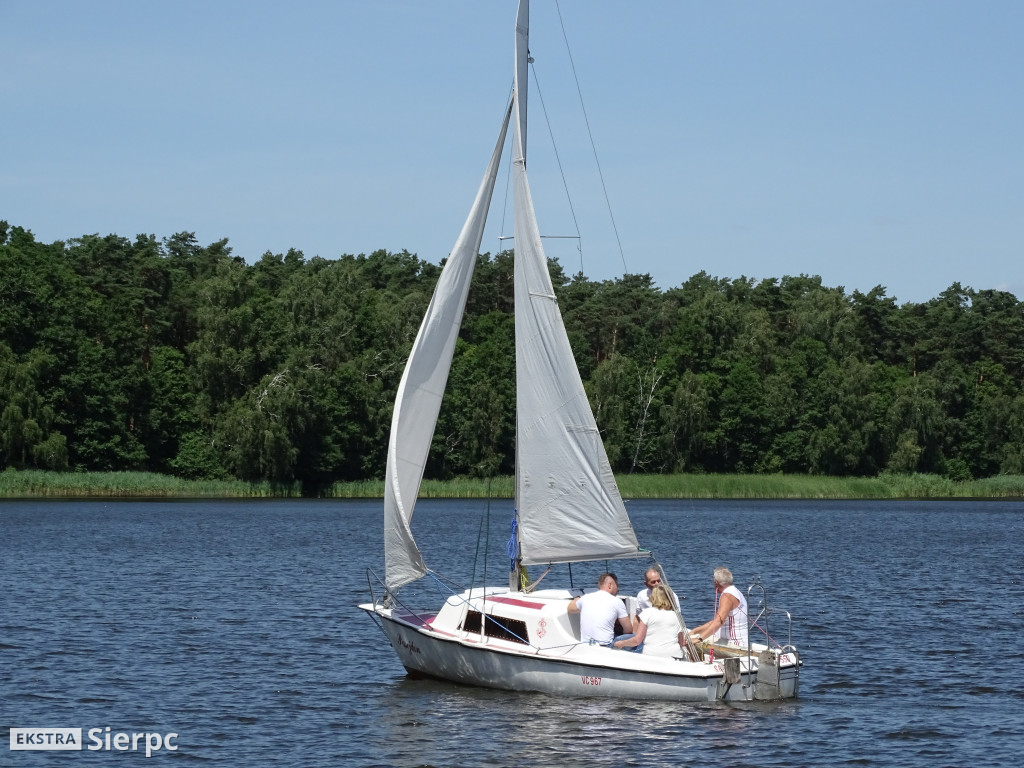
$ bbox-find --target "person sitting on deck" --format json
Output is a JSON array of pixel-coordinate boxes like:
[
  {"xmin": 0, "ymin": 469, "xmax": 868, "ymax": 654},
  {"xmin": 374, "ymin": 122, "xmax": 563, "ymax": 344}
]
[
  {"xmin": 614, "ymin": 585, "xmax": 685, "ymax": 657},
  {"xmin": 635, "ymin": 567, "xmax": 662, "ymax": 612},
  {"xmin": 688, "ymin": 566, "xmax": 749, "ymax": 648},
  {"xmin": 567, "ymin": 572, "xmax": 636, "ymax": 647},
  {"xmin": 636, "ymin": 567, "xmax": 682, "ymax": 612}
]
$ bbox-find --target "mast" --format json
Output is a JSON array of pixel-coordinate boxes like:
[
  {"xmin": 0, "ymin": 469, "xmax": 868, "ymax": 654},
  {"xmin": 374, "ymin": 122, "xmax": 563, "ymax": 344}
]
[
  {"xmin": 510, "ymin": 0, "xmax": 530, "ymax": 592},
  {"xmin": 513, "ymin": 0, "xmax": 529, "ymax": 165}
]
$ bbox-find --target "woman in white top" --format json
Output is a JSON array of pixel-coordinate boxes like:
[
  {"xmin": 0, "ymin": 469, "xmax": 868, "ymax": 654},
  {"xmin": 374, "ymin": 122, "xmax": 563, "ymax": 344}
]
[
  {"xmin": 688, "ymin": 566, "xmax": 749, "ymax": 648},
  {"xmin": 613, "ymin": 585, "xmax": 684, "ymax": 657}
]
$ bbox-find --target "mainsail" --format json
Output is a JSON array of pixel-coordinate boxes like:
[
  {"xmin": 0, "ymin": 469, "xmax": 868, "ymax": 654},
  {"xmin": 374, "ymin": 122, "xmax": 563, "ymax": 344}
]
[
  {"xmin": 509, "ymin": 2, "xmax": 639, "ymax": 566},
  {"xmin": 383, "ymin": 0, "xmax": 640, "ymax": 592},
  {"xmin": 383, "ymin": 105, "xmax": 512, "ymax": 591}
]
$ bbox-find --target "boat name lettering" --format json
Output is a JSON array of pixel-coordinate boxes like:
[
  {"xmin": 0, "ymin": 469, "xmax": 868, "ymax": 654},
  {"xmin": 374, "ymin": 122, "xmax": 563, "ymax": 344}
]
[
  {"xmin": 580, "ymin": 675, "xmax": 602, "ymax": 686},
  {"xmin": 397, "ymin": 636, "xmax": 421, "ymax": 655}
]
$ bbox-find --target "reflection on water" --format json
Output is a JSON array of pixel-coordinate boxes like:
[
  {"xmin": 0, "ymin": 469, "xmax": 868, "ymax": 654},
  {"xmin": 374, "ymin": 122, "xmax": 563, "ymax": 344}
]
[
  {"xmin": 2, "ymin": 498, "xmax": 1022, "ymax": 766},
  {"xmin": 370, "ymin": 676, "xmax": 805, "ymax": 767}
]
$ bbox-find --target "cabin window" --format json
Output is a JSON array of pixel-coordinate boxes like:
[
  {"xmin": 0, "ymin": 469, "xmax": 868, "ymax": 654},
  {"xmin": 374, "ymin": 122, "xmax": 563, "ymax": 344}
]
[{"xmin": 460, "ymin": 610, "xmax": 529, "ymax": 645}]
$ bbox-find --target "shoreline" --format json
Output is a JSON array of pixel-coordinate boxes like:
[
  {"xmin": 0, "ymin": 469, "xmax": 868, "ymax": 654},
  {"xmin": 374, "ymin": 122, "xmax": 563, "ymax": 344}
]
[{"xmin": 2, "ymin": 469, "xmax": 1023, "ymax": 500}]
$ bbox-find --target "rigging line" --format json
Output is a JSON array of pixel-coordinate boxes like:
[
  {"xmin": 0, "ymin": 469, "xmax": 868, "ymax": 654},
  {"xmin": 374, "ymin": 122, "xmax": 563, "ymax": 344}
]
[
  {"xmin": 499, "ymin": 235, "xmax": 580, "ymax": 241},
  {"xmin": 528, "ymin": 60, "xmax": 584, "ymax": 275},
  {"xmin": 553, "ymin": 1, "xmax": 662, "ymax": 437},
  {"xmin": 750, "ymin": 618, "xmax": 780, "ymax": 648},
  {"xmin": 554, "ymin": 0, "xmax": 627, "ymax": 274},
  {"xmin": 469, "ymin": 512, "xmax": 485, "ymax": 600},
  {"xmin": 484, "ymin": 479, "xmax": 492, "ymax": 596}
]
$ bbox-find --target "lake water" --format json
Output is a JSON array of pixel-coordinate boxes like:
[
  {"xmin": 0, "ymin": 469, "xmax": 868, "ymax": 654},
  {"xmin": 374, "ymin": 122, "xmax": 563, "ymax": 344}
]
[{"xmin": 2, "ymin": 498, "xmax": 1022, "ymax": 766}]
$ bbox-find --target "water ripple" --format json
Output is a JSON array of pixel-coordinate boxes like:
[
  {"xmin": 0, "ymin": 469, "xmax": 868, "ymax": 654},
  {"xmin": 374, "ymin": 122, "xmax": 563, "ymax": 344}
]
[{"xmin": 2, "ymin": 498, "xmax": 1023, "ymax": 766}]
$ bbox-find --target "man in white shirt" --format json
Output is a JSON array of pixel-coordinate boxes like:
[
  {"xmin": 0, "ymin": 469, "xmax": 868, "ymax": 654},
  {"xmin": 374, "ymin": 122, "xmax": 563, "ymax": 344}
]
[
  {"xmin": 637, "ymin": 567, "xmax": 681, "ymax": 612},
  {"xmin": 567, "ymin": 572, "xmax": 634, "ymax": 645},
  {"xmin": 636, "ymin": 567, "xmax": 663, "ymax": 612}
]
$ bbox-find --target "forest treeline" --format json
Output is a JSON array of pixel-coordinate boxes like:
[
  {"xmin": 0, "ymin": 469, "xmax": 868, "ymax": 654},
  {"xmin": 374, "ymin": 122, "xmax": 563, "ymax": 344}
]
[{"xmin": 3, "ymin": 221, "xmax": 1023, "ymax": 494}]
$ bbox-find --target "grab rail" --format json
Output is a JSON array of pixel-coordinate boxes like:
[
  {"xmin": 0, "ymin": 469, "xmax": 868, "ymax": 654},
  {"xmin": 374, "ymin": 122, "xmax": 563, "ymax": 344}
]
[
  {"xmin": 741, "ymin": 578, "xmax": 796, "ymax": 694},
  {"xmin": 746, "ymin": 578, "xmax": 793, "ymax": 650}
]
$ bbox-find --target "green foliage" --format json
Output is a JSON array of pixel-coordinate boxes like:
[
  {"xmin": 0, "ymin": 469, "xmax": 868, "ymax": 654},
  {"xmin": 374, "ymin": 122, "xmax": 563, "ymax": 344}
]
[{"xmin": 3, "ymin": 220, "xmax": 1024, "ymax": 495}]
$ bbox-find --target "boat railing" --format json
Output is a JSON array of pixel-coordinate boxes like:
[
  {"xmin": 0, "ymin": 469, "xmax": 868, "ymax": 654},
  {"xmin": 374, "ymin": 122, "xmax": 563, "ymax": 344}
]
[
  {"xmin": 740, "ymin": 578, "xmax": 797, "ymax": 696},
  {"xmin": 364, "ymin": 567, "xmax": 432, "ymax": 629},
  {"xmin": 746, "ymin": 577, "xmax": 793, "ymax": 651},
  {"xmin": 366, "ymin": 567, "xmax": 380, "ymax": 604}
]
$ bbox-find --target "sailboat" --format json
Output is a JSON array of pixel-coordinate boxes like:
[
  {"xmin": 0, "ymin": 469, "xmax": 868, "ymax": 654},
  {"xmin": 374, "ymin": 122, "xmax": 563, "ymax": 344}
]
[{"xmin": 359, "ymin": 0, "xmax": 800, "ymax": 702}]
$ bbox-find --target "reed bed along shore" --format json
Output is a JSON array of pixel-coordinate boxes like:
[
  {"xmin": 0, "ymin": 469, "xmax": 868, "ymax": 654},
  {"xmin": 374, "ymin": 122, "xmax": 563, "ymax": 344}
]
[
  {"xmin": 0, "ymin": 470, "xmax": 293, "ymax": 498},
  {"xmin": 2, "ymin": 469, "xmax": 1023, "ymax": 500}
]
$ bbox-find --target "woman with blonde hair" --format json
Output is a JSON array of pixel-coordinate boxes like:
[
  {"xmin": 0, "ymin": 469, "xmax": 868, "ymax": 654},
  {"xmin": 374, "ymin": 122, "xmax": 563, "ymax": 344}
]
[{"xmin": 613, "ymin": 584, "xmax": 684, "ymax": 657}]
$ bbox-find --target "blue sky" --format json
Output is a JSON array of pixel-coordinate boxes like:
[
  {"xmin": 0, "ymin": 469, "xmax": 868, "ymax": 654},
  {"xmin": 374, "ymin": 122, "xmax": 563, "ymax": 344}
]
[{"xmin": 3, "ymin": 0, "xmax": 1022, "ymax": 304}]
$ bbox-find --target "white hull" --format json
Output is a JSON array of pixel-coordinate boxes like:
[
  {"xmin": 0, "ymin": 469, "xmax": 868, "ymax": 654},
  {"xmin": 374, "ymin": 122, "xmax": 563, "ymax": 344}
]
[{"xmin": 360, "ymin": 589, "xmax": 799, "ymax": 703}]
